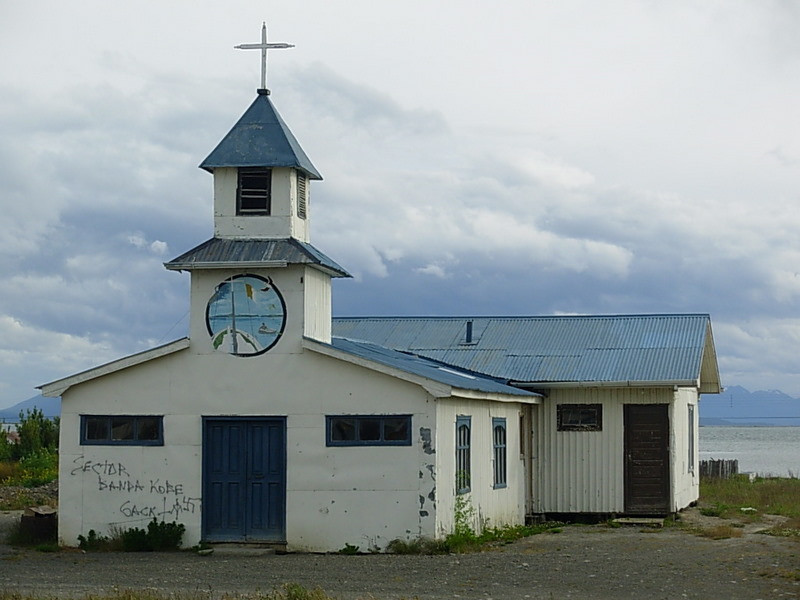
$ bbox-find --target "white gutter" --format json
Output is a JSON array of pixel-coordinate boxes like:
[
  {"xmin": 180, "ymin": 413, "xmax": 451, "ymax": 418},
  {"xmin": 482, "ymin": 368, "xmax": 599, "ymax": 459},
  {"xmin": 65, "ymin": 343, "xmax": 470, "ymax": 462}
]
[
  {"xmin": 510, "ymin": 378, "xmax": 700, "ymax": 390},
  {"xmin": 164, "ymin": 260, "xmax": 289, "ymax": 271}
]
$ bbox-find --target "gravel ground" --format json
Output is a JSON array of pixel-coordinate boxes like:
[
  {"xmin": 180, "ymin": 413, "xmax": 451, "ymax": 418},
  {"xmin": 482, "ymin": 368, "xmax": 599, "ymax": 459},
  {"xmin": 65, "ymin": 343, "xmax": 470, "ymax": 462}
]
[{"xmin": 1, "ymin": 509, "xmax": 799, "ymax": 600}]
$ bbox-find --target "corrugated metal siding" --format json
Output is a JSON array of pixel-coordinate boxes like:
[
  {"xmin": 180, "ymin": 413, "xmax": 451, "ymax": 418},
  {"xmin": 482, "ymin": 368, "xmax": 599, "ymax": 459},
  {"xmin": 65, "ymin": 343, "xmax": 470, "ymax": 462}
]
[
  {"xmin": 436, "ymin": 399, "xmax": 527, "ymax": 535},
  {"xmin": 534, "ymin": 387, "xmax": 673, "ymax": 514},
  {"xmin": 332, "ymin": 315, "xmax": 713, "ymax": 386}
]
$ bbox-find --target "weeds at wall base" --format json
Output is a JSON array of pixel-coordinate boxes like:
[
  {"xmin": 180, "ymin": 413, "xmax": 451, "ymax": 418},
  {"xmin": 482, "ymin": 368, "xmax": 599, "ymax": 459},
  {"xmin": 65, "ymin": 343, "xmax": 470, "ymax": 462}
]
[
  {"xmin": 389, "ymin": 494, "xmax": 562, "ymax": 555},
  {"xmin": 77, "ymin": 519, "xmax": 185, "ymax": 552}
]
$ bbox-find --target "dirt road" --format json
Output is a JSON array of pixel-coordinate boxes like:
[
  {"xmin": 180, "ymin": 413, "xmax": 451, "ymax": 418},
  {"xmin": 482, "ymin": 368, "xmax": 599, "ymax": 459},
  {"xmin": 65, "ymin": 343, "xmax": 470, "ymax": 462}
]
[{"xmin": 1, "ymin": 510, "xmax": 798, "ymax": 599}]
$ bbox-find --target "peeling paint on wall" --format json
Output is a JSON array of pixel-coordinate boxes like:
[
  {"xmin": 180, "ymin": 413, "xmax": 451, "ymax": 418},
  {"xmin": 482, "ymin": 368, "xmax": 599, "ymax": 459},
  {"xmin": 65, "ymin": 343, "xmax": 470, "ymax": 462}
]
[
  {"xmin": 419, "ymin": 427, "xmax": 435, "ymax": 454},
  {"xmin": 425, "ymin": 464, "xmax": 435, "ymax": 480}
]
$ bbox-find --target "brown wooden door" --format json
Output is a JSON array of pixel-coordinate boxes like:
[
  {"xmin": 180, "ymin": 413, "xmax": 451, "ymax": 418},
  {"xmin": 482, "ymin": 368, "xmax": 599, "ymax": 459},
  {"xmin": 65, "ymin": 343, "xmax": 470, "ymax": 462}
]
[{"xmin": 624, "ymin": 404, "xmax": 670, "ymax": 515}]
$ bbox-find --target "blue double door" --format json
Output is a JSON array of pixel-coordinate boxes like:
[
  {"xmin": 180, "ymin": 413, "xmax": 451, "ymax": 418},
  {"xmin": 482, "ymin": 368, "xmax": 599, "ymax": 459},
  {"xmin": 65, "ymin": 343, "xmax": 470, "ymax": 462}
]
[{"xmin": 203, "ymin": 418, "xmax": 286, "ymax": 542}]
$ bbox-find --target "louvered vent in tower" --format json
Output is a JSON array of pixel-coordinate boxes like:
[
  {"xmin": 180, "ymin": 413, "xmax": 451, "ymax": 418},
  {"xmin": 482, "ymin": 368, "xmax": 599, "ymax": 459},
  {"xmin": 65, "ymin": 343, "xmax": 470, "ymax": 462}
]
[{"xmin": 297, "ymin": 172, "xmax": 307, "ymax": 219}]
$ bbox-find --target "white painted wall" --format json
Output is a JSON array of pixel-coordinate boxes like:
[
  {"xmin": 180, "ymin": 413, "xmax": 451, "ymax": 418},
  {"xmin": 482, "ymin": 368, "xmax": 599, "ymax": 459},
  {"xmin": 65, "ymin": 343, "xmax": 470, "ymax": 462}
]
[
  {"xmin": 434, "ymin": 398, "xmax": 527, "ymax": 537},
  {"xmin": 213, "ymin": 167, "xmax": 310, "ymax": 241},
  {"xmin": 303, "ymin": 267, "xmax": 331, "ymax": 343},
  {"xmin": 57, "ymin": 347, "xmax": 438, "ymax": 552},
  {"xmin": 670, "ymin": 387, "xmax": 700, "ymax": 511}
]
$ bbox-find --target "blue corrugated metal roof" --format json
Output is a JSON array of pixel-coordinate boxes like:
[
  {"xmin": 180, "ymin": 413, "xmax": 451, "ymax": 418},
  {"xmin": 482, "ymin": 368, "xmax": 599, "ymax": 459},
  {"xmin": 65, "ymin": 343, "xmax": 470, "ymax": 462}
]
[
  {"xmin": 329, "ymin": 338, "xmax": 539, "ymax": 397},
  {"xmin": 200, "ymin": 91, "xmax": 322, "ymax": 179},
  {"xmin": 165, "ymin": 237, "xmax": 350, "ymax": 277},
  {"xmin": 331, "ymin": 314, "xmax": 718, "ymax": 386}
]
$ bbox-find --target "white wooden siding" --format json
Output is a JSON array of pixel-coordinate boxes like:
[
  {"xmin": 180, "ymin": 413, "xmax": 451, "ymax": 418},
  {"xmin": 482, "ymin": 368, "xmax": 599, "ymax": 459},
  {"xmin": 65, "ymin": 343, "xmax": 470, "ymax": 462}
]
[
  {"xmin": 303, "ymin": 267, "xmax": 331, "ymax": 343},
  {"xmin": 435, "ymin": 399, "xmax": 527, "ymax": 536},
  {"xmin": 671, "ymin": 387, "xmax": 700, "ymax": 510},
  {"xmin": 534, "ymin": 387, "xmax": 675, "ymax": 514}
]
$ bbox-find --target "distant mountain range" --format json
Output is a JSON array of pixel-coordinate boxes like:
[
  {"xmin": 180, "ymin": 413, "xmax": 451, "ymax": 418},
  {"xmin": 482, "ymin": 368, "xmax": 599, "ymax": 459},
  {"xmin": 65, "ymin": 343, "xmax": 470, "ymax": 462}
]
[
  {"xmin": 1, "ymin": 385, "xmax": 798, "ymax": 426},
  {"xmin": 700, "ymin": 385, "xmax": 800, "ymax": 426},
  {"xmin": 0, "ymin": 395, "xmax": 61, "ymax": 422}
]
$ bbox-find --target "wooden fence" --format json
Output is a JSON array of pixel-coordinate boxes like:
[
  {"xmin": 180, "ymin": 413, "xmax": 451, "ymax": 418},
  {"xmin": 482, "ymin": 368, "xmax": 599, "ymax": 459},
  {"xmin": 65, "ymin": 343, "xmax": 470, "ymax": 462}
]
[{"xmin": 700, "ymin": 459, "xmax": 739, "ymax": 478}]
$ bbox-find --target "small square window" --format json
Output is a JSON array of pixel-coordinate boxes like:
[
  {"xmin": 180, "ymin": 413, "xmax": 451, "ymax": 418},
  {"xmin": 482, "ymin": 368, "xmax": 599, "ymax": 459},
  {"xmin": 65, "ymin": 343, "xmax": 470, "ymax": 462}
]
[
  {"xmin": 557, "ymin": 404, "xmax": 602, "ymax": 432},
  {"xmin": 326, "ymin": 415, "xmax": 412, "ymax": 446},
  {"xmin": 238, "ymin": 168, "xmax": 271, "ymax": 214}
]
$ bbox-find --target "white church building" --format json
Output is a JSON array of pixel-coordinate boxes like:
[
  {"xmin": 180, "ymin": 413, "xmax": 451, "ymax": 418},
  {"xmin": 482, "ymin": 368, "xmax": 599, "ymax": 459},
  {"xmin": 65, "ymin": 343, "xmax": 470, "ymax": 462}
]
[{"xmin": 40, "ymin": 36, "xmax": 721, "ymax": 552}]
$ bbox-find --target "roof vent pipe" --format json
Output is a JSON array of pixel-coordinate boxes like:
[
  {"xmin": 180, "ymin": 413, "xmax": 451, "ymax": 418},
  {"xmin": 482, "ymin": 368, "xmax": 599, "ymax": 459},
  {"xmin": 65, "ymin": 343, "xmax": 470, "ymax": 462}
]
[{"xmin": 466, "ymin": 320, "xmax": 473, "ymax": 344}]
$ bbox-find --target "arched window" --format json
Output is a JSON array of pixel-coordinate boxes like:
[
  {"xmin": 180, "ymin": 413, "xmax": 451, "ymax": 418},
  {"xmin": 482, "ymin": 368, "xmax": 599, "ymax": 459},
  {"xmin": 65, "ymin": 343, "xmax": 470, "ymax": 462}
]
[
  {"xmin": 455, "ymin": 416, "xmax": 471, "ymax": 494},
  {"xmin": 493, "ymin": 418, "xmax": 507, "ymax": 488}
]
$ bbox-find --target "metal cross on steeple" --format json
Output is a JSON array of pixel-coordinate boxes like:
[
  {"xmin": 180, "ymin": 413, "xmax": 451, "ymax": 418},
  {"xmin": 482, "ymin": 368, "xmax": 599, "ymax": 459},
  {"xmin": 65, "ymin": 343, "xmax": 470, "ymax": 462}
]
[{"xmin": 235, "ymin": 22, "xmax": 295, "ymax": 91}]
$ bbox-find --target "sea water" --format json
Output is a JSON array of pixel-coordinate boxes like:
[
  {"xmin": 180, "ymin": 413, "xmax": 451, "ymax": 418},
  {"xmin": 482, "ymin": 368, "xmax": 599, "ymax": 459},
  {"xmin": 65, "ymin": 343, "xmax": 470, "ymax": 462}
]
[{"xmin": 700, "ymin": 426, "xmax": 800, "ymax": 477}]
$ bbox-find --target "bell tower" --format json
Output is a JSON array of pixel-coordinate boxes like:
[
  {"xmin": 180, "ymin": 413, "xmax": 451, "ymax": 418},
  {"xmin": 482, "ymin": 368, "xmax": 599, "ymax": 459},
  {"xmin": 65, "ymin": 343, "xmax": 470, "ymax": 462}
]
[
  {"xmin": 200, "ymin": 88, "xmax": 321, "ymax": 242},
  {"xmin": 165, "ymin": 25, "xmax": 349, "ymax": 352}
]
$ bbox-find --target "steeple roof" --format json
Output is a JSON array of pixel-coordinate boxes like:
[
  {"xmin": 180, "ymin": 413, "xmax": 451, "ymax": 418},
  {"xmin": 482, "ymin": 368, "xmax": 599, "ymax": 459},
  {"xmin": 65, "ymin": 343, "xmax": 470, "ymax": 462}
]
[
  {"xmin": 200, "ymin": 90, "xmax": 322, "ymax": 180},
  {"xmin": 165, "ymin": 238, "xmax": 350, "ymax": 277}
]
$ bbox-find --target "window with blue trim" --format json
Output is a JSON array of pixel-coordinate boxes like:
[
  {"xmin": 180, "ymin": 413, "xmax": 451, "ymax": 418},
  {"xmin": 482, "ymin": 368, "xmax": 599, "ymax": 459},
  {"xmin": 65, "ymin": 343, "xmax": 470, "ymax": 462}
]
[
  {"xmin": 456, "ymin": 415, "xmax": 471, "ymax": 494},
  {"xmin": 81, "ymin": 415, "xmax": 163, "ymax": 446},
  {"xmin": 493, "ymin": 417, "xmax": 507, "ymax": 489},
  {"xmin": 326, "ymin": 415, "xmax": 412, "ymax": 446}
]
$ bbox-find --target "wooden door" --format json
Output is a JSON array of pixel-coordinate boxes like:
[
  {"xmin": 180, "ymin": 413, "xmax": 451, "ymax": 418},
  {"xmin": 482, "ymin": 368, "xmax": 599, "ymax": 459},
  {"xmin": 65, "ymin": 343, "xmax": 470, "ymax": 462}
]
[
  {"xmin": 203, "ymin": 418, "xmax": 286, "ymax": 542},
  {"xmin": 624, "ymin": 404, "xmax": 670, "ymax": 515}
]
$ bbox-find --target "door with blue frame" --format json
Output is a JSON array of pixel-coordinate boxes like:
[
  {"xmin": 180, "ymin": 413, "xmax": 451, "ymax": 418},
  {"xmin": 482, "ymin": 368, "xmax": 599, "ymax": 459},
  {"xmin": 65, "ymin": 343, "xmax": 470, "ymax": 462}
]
[{"xmin": 203, "ymin": 417, "xmax": 286, "ymax": 542}]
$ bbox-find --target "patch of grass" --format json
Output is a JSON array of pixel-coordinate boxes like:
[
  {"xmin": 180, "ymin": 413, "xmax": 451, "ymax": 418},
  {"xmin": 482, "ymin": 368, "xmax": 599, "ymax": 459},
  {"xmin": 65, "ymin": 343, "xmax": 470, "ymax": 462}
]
[
  {"xmin": 758, "ymin": 567, "xmax": 800, "ymax": 581},
  {"xmin": 700, "ymin": 475, "xmax": 800, "ymax": 518},
  {"xmin": 762, "ymin": 516, "xmax": 800, "ymax": 538},
  {"xmin": 699, "ymin": 502, "xmax": 729, "ymax": 518},
  {"xmin": 698, "ymin": 524, "xmax": 744, "ymax": 540},
  {"xmin": 388, "ymin": 521, "xmax": 562, "ymax": 555},
  {"xmin": 5, "ymin": 518, "xmax": 57, "ymax": 547},
  {"xmin": 33, "ymin": 542, "xmax": 60, "ymax": 552},
  {"xmin": 386, "ymin": 537, "xmax": 450, "ymax": 554}
]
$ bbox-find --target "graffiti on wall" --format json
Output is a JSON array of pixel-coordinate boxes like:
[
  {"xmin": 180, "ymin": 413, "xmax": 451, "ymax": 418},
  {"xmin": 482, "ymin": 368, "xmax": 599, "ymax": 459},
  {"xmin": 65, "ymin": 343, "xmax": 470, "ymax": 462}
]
[{"xmin": 70, "ymin": 457, "xmax": 201, "ymax": 521}]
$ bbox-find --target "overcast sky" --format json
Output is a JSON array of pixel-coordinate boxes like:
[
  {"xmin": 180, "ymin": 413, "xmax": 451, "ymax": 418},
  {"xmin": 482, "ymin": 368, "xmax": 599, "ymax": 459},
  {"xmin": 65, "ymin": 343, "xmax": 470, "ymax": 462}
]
[{"xmin": 1, "ymin": 0, "xmax": 799, "ymax": 408}]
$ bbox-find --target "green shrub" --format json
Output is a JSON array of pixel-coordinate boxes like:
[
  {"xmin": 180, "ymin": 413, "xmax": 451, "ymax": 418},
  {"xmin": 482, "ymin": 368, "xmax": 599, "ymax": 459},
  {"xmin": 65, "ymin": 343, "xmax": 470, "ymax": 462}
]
[
  {"xmin": 699, "ymin": 502, "xmax": 729, "ymax": 517},
  {"xmin": 387, "ymin": 536, "xmax": 450, "ymax": 554},
  {"xmin": 144, "ymin": 518, "xmax": 185, "ymax": 551},
  {"xmin": 78, "ymin": 519, "xmax": 185, "ymax": 552},
  {"xmin": 78, "ymin": 529, "xmax": 111, "ymax": 551},
  {"xmin": 13, "ymin": 408, "xmax": 59, "ymax": 460},
  {"xmin": 3, "ymin": 448, "xmax": 58, "ymax": 487},
  {"xmin": 121, "ymin": 526, "xmax": 151, "ymax": 552},
  {"xmin": 337, "ymin": 542, "xmax": 359, "ymax": 554}
]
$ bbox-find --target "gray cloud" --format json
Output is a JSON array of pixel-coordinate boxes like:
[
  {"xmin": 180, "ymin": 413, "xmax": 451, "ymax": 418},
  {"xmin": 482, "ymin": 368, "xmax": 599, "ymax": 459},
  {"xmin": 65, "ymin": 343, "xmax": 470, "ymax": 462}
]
[{"xmin": 1, "ymin": 1, "xmax": 800, "ymax": 406}]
